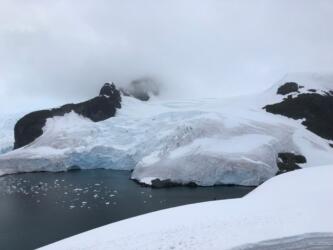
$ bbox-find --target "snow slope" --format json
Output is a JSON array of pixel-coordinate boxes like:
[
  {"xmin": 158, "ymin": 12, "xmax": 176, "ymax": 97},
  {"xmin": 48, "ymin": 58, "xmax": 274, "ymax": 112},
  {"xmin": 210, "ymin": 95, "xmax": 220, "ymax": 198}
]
[
  {"xmin": 40, "ymin": 165, "xmax": 333, "ymax": 250},
  {"xmin": 1, "ymin": 73, "xmax": 333, "ymax": 186}
]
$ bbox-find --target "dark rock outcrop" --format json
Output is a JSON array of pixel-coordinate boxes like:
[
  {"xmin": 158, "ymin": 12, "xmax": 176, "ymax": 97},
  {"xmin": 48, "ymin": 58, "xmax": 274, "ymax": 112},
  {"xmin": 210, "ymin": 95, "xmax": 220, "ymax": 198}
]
[
  {"xmin": 276, "ymin": 152, "xmax": 306, "ymax": 175},
  {"xmin": 265, "ymin": 83, "xmax": 333, "ymax": 140},
  {"xmin": 14, "ymin": 83, "xmax": 121, "ymax": 149},
  {"xmin": 276, "ymin": 82, "xmax": 302, "ymax": 95},
  {"xmin": 100, "ymin": 83, "xmax": 121, "ymax": 107},
  {"xmin": 151, "ymin": 179, "xmax": 197, "ymax": 188},
  {"xmin": 134, "ymin": 178, "xmax": 198, "ymax": 188}
]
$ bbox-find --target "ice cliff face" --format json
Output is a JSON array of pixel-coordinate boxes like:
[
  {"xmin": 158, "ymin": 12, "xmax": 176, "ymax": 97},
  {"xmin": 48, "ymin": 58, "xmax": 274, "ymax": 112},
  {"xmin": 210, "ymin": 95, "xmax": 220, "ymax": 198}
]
[{"xmin": 1, "ymin": 73, "xmax": 333, "ymax": 186}]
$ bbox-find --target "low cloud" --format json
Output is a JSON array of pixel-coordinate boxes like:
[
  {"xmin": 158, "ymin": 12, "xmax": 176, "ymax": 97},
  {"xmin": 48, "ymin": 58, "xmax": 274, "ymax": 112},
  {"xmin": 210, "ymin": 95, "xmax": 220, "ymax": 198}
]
[{"xmin": 1, "ymin": 0, "xmax": 333, "ymax": 112}]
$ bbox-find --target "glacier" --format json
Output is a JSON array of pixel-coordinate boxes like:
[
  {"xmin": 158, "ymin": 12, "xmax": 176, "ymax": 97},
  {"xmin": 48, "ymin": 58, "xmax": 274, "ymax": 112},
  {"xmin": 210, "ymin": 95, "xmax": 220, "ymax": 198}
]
[
  {"xmin": 0, "ymin": 113, "xmax": 23, "ymax": 154},
  {"xmin": 1, "ymin": 73, "xmax": 333, "ymax": 186}
]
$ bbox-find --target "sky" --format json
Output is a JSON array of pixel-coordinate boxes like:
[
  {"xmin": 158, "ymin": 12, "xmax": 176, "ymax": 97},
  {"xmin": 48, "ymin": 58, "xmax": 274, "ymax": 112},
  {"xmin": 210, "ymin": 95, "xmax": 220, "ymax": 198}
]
[{"xmin": 0, "ymin": 0, "xmax": 333, "ymax": 112}]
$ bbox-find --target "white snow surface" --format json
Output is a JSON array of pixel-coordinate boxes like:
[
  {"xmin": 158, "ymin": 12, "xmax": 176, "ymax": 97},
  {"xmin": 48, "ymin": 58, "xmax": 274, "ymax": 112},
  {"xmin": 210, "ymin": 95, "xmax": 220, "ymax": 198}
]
[
  {"xmin": 1, "ymin": 73, "xmax": 333, "ymax": 185},
  {"xmin": 0, "ymin": 112, "xmax": 23, "ymax": 154},
  {"xmin": 40, "ymin": 165, "xmax": 333, "ymax": 250}
]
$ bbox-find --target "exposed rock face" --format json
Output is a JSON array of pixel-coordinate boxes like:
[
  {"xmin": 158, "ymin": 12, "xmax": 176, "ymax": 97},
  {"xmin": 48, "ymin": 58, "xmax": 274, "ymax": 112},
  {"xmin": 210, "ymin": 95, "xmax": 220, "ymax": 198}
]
[
  {"xmin": 276, "ymin": 82, "xmax": 302, "ymax": 95},
  {"xmin": 276, "ymin": 153, "xmax": 306, "ymax": 175},
  {"xmin": 120, "ymin": 77, "xmax": 159, "ymax": 101},
  {"xmin": 265, "ymin": 82, "xmax": 333, "ymax": 140},
  {"xmin": 151, "ymin": 179, "xmax": 197, "ymax": 188},
  {"xmin": 14, "ymin": 83, "xmax": 121, "ymax": 149},
  {"xmin": 100, "ymin": 83, "xmax": 122, "ymax": 107},
  {"xmin": 133, "ymin": 178, "xmax": 198, "ymax": 188}
]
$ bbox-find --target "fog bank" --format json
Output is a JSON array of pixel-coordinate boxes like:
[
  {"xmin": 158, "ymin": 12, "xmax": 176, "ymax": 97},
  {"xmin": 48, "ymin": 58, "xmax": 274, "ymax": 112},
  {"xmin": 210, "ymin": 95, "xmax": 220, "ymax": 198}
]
[{"xmin": 1, "ymin": 0, "xmax": 333, "ymax": 112}]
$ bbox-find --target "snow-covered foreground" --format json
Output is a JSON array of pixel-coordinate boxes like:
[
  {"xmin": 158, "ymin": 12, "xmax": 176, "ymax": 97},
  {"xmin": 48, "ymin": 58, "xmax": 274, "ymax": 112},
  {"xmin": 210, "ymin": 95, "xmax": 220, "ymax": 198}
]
[
  {"xmin": 1, "ymin": 73, "xmax": 333, "ymax": 186},
  {"xmin": 232, "ymin": 233, "xmax": 333, "ymax": 250},
  {"xmin": 41, "ymin": 165, "xmax": 333, "ymax": 250}
]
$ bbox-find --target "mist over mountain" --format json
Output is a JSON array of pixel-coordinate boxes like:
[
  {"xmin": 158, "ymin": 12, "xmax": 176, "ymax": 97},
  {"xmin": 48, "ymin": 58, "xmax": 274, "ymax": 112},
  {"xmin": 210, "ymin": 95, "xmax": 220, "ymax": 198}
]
[{"xmin": 1, "ymin": 0, "xmax": 333, "ymax": 112}]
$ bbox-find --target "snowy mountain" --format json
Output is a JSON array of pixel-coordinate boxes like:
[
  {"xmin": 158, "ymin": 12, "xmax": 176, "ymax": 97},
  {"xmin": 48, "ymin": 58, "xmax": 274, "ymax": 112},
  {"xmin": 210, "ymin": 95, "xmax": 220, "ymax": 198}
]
[
  {"xmin": 0, "ymin": 73, "xmax": 333, "ymax": 187},
  {"xmin": 40, "ymin": 165, "xmax": 333, "ymax": 250}
]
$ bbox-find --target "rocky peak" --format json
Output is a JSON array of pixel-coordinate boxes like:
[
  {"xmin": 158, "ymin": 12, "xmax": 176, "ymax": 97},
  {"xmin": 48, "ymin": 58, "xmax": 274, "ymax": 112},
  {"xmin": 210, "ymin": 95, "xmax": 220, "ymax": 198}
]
[
  {"xmin": 277, "ymin": 82, "xmax": 303, "ymax": 95},
  {"xmin": 100, "ymin": 82, "xmax": 117, "ymax": 97}
]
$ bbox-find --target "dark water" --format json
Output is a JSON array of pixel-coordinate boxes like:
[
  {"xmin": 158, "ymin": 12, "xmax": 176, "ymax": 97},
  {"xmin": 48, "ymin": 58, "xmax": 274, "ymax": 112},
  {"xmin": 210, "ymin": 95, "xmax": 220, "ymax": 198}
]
[{"xmin": 0, "ymin": 170, "xmax": 254, "ymax": 250}]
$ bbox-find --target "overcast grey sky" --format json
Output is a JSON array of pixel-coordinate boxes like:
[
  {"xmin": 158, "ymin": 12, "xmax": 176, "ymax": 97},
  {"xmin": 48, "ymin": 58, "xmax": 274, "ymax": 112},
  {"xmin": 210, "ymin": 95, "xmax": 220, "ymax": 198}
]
[{"xmin": 1, "ymin": 0, "xmax": 333, "ymax": 111}]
